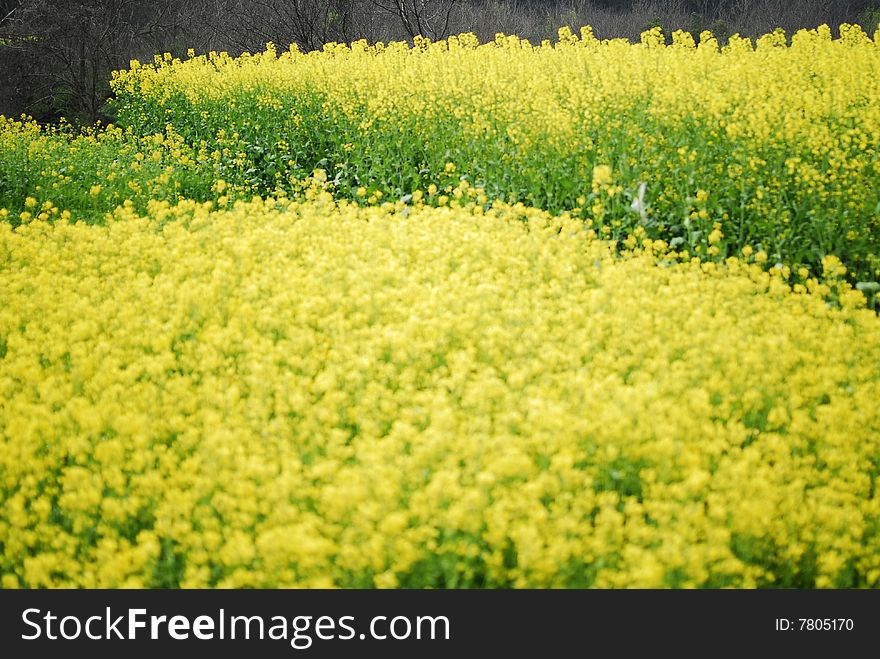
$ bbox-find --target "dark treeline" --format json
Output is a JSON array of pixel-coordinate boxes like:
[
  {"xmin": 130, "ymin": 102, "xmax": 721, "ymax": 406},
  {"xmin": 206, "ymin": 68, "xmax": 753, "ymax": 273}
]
[{"xmin": 1, "ymin": 0, "xmax": 878, "ymax": 124}]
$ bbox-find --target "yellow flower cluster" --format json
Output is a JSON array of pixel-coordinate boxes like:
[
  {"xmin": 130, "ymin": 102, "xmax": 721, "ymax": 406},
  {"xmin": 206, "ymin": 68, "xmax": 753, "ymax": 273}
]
[{"xmin": 2, "ymin": 194, "xmax": 878, "ymax": 588}]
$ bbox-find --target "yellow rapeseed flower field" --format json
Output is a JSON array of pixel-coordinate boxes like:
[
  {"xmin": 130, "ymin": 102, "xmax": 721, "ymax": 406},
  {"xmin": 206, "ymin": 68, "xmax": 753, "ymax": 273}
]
[
  {"xmin": 1, "ymin": 25, "xmax": 880, "ymax": 589},
  {"xmin": 1, "ymin": 191, "xmax": 878, "ymax": 588},
  {"xmin": 109, "ymin": 24, "xmax": 880, "ymax": 283}
]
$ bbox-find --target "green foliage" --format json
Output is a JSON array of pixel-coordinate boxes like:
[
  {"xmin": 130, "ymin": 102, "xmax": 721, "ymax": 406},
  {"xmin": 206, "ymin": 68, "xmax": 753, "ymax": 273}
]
[{"xmin": 0, "ymin": 118, "xmax": 216, "ymax": 224}]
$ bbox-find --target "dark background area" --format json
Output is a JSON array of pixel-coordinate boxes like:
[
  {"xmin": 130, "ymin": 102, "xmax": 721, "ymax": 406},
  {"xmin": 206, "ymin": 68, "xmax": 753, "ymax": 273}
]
[{"xmin": 1, "ymin": 0, "xmax": 878, "ymax": 124}]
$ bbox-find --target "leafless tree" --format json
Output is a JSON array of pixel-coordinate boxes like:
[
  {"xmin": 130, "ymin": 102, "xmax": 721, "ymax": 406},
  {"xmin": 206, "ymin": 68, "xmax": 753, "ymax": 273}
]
[
  {"xmin": 1, "ymin": 1, "xmax": 197, "ymax": 122},
  {"xmin": 368, "ymin": 0, "xmax": 459, "ymax": 39},
  {"xmin": 207, "ymin": 0, "xmax": 361, "ymax": 52}
]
